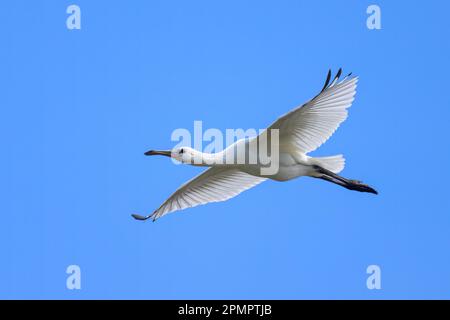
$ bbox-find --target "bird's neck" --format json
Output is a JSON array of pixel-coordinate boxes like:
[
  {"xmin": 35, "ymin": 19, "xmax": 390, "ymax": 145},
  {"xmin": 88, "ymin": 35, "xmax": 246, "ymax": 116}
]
[{"xmin": 189, "ymin": 151, "xmax": 226, "ymax": 167}]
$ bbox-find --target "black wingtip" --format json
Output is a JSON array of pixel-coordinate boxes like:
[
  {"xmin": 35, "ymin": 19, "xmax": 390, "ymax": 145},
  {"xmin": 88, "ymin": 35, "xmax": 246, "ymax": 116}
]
[
  {"xmin": 131, "ymin": 213, "xmax": 151, "ymax": 221},
  {"xmin": 330, "ymin": 68, "xmax": 343, "ymax": 85},
  {"xmin": 321, "ymin": 69, "xmax": 332, "ymax": 92}
]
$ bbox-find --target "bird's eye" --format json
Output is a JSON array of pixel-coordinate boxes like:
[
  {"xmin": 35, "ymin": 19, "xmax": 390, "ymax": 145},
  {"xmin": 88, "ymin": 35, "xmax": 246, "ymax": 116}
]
[{"xmin": 180, "ymin": 149, "xmax": 184, "ymax": 154}]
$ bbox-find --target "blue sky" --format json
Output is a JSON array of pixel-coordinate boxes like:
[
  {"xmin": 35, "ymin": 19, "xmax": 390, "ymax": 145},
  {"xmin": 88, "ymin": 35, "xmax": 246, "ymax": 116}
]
[{"xmin": 1, "ymin": 0, "xmax": 449, "ymax": 299}]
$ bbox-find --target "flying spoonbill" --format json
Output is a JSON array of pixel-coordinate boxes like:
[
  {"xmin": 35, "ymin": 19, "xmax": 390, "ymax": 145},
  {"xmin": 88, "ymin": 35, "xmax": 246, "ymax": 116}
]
[{"xmin": 133, "ymin": 69, "xmax": 377, "ymax": 221}]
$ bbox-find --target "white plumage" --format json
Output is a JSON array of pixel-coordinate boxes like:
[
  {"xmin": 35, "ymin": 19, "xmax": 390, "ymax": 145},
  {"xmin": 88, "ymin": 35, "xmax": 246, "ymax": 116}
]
[
  {"xmin": 148, "ymin": 167, "xmax": 266, "ymax": 221},
  {"xmin": 133, "ymin": 69, "xmax": 377, "ymax": 222}
]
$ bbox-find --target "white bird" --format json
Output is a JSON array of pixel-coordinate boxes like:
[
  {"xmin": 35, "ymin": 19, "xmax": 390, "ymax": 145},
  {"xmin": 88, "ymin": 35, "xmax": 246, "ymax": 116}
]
[{"xmin": 133, "ymin": 69, "xmax": 377, "ymax": 222}]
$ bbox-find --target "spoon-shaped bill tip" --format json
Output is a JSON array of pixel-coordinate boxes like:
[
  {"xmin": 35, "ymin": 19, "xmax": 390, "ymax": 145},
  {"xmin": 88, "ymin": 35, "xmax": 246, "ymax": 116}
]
[{"xmin": 144, "ymin": 150, "xmax": 172, "ymax": 157}]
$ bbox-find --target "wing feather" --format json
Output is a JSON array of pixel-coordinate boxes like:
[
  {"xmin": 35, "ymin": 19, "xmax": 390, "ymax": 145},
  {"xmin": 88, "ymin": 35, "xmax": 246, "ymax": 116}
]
[
  {"xmin": 267, "ymin": 69, "xmax": 358, "ymax": 154},
  {"xmin": 150, "ymin": 167, "xmax": 266, "ymax": 220}
]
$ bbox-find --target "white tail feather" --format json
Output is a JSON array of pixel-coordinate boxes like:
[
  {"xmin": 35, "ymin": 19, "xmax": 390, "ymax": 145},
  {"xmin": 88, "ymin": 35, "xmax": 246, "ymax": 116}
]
[{"xmin": 311, "ymin": 155, "xmax": 345, "ymax": 174}]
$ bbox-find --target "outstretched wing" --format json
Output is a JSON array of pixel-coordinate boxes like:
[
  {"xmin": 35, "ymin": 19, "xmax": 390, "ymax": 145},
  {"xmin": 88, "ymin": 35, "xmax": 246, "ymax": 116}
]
[
  {"xmin": 267, "ymin": 69, "xmax": 358, "ymax": 154},
  {"xmin": 142, "ymin": 167, "xmax": 266, "ymax": 221}
]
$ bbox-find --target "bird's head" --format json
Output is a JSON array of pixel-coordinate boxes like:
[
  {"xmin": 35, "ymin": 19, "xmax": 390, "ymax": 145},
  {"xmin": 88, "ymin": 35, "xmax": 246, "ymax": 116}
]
[{"xmin": 144, "ymin": 146, "xmax": 201, "ymax": 164}]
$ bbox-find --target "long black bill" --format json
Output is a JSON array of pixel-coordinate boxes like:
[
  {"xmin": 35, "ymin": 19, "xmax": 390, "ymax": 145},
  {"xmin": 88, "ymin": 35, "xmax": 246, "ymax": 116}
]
[{"xmin": 144, "ymin": 150, "xmax": 172, "ymax": 157}]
